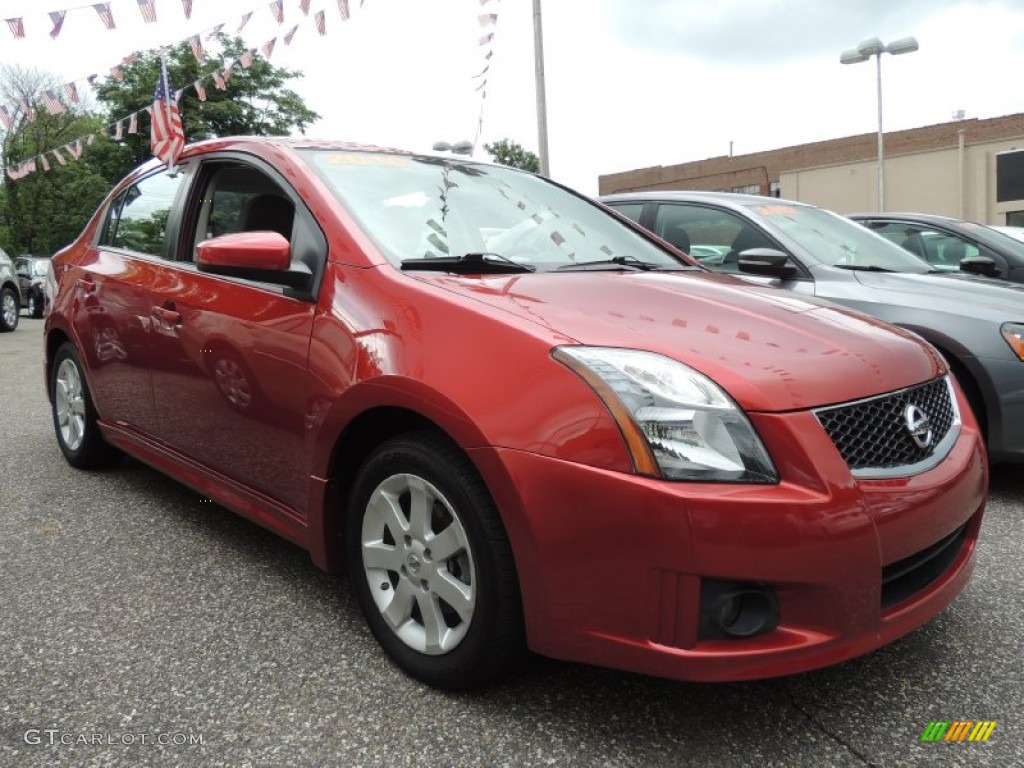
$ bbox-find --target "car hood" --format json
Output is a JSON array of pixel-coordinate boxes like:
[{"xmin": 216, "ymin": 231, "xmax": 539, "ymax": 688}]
[
  {"xmin": 413, "ymin": 271, "xmax": 942, "ymax": 412},
  {"xmin": 852, "ymin": 270, "xmax": 1024, "ymax": 318}
]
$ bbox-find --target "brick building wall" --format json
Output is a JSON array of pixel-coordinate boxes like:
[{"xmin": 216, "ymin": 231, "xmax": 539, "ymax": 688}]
[{"xmin": 597, "ymin": 113, "xmax": 1024, "ymax": 197}]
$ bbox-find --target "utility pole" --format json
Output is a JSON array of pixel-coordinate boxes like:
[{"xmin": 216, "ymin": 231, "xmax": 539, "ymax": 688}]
[{"xmin": 532, "ymin": 0, "xmax": 550, "ymax": 177}]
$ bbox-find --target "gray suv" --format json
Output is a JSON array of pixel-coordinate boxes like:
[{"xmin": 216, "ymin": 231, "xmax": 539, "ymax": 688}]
[
  {"xmin": 602, "ymin": 191, "xmax": 1024, "ymax": 464},
  {"xmin": 0, "ymin": 248, "xmax": 21, "ymax": 332}
]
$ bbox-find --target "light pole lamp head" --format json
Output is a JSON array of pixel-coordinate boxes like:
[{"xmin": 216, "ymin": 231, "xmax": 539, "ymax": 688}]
[
  {"xmin": 856, "ymin": 37, "xmax": 885, "ymax": 57},
  {"xmin": 840, "ymin": 48, "xmax": 870, "ymax": 65},
  {"xmin": 885, "ymin": 36, "xmax": 919, "ymax": 55}
]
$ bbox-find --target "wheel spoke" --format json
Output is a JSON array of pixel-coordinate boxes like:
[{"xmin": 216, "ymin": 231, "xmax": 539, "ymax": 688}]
[
  {"xmin": 416, "ymin": 592, "xmax": 447, "ymax": 653},
  {"xmin": 406, "ymin": 477, "xmax": 433, "ymax": 539},
  {"xmin": 382, "ymin": 578, "xmax": 417, "ymax": 630},
  {"xmin": 428, "ymin": 526, "xmax": 464, "ymax": 562},
  {"xmin": 362, "ymin": 542, "xmax": 403, "ymax": 572},
  {"xmin": 367, "ymin": 490, "xmax": 408, "ymax": 540},
  {"xmin": 433, "ymin": 570, "xmax": 474, "ymax": 622}
]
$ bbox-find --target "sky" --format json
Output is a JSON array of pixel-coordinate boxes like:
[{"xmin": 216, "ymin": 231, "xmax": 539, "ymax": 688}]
[{"xmin": 2, "ymin": 0, "xmax": 1024, "ymax": 194}]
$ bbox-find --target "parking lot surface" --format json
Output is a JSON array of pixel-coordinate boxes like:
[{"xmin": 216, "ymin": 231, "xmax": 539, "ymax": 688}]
[{"xmin": 1, "ymin": 319, "xmax": 1022, "ymax": 767}]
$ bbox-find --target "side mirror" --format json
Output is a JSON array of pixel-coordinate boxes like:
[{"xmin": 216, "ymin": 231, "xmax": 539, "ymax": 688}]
[
  {"xmin": 959, "ymin": 255, "xmax": 1000, "ymax": 278},
  {"xmin": 737, "ymin": 248, "xmax": 798, "ymax": 278},
  {"xmin": 197, "ymin": 231, "xmax": 311, "ymax": 289}
]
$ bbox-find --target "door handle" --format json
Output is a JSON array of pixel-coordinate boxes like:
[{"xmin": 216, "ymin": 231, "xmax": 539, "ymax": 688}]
[{"xmin": 152, "ymin": 306, "xmax": 182, "ymax": 330}]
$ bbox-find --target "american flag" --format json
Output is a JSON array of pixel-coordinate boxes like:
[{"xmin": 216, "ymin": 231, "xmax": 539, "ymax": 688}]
[
  {"xmin": 40, "ymin": 154, "xmax": 51, "ymax": 173},
  {"xmin": 5, "ymin": 18, "xmax": 25, "ymax": 39},
  {"xmin": 151, "ymin": 60, "xmax": 184, "ymax": 170},
  {"xmin": 260, "ymin": 38, "xmax": 276, "ymax": 59},
  {"xmin": 222, "ymin": 64, "xmax": 234, "ymax": 83},
  {"xmin": 18, "ymin": 99, "xmax": 36, "ymax": 123},
  {"xmin": 188, "ymin": 34, "xmax": 203, "ymax": 62},
  {"xmin": 114, "ymin": 119, "xmax": 124, "ymax": 139},
  {"xmin": 87, "ymin": 74, "xmax": 99, "ymax": 85},
  {"xmin": 128, "ymin": 112, "xmax": 138, "ymax": 133},
  {"xmin": 314, "ymin": 10, "xmax": 325, "ymax": 35},
  {"xmin": 478, "ymin": 32, "xmax": 493, "ymax": 46},
  {"xmin": 41, "ymin": 90, "xmax": 65, "ymax": 115},
  {"xmin": 284, "ymin": 24, "xmax": 299, "ymax": 44},
  {"xmin": 237, "ymin": 12, "xmax": 252, "ymax": 32},
  {"xmin": 52, "ymin": 148, "xmax": 67, "ymax": 166},
  {"xmin": 269, "ymin": 0, "xmax": 284, "ymax": 24},
  {"xmin": 299, "ymin": 0, "xmax": 311, "ymax": 15},
  {"xmin": 338, "ymin": 0, "xmax": 350, "ymax": 21},
  {"xmin": 212, "ymin": 70, "xmax": 226, "ymax": 90},
  {"xmin": 122, "ymin": 53, "xmax": 141, "ymax": 65},
  {"xmin": 49, "ymin": 11, "xmax": 66, "ymax": 38},
  {"xmin": 240, "ymin": 49, "xmax": 256, "ymax": 68},
  {"xmin": 137, "ymin": 0, "xmax": 157, "ymax": 24},
  {"xmin": 0, "ymin": 107, "xmax": 12, "ymax": 130},
  {"xmin": 110, "ymin": 66, "xmax": 124, "ymax": 82},
  {"xmin": 478, "ymin": 13, "xmax": 497, "ymax": 26},
  {"xmin": 65, "ymin": 83, "xmax": 80, "ymax": 103},
  {"xmin": 206, "ymin": 23, "xmax": 224, "ymax": 39},
  {"xmin": 93, "ymin": 4, "xmax": 115, "ymax": 30},
  {"xmin": 194, "ymin": 80, "xmax": 206, "ymax": 102},
  {"xmin": 181, "ymin": 0, "xmax": 192, "ymax": 20},
  {"xmin": 66, "ymin": 140, "xmax": 83, "ymax": 160}
]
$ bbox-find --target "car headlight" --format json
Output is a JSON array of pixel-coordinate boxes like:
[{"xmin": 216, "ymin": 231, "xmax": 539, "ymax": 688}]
[
  {"xmin": 553, "ymin": 346, "xmax": 778, "ymax": 483},
  {"xmin": 1002, "ymin": 322, "xmax": 1024, "ymax": 361}
]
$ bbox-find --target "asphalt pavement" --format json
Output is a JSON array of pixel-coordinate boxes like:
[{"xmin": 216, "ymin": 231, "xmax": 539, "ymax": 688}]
[{"xmin": 1, "ymin": 317, "xmax": 1022, "ymax": 768}]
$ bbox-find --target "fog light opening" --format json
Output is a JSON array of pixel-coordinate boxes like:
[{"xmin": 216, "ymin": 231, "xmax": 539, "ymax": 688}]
[{"xmin": 709, "ymin": 588, "xmax": 778, "ymax": 638}]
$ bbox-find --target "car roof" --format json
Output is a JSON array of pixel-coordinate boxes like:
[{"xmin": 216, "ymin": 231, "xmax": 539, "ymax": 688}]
[
  {"xmin": 847, "ymin": 212, "xmax": 971, "ymax": 226},
  {"xmin": 600, "ymin": 190, "xmax": 810, "ymax": 208}
]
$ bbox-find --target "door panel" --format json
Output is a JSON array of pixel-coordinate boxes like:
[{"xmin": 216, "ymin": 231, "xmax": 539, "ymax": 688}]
[{"xmin": 149, "ymin": 267, "xmax": 315, "ymax": 512}]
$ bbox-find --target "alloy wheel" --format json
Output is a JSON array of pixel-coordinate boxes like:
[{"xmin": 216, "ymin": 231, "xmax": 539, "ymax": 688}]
[{"xmin": 55, "ymin": 358, "xmax": 86, "ymax": 451}]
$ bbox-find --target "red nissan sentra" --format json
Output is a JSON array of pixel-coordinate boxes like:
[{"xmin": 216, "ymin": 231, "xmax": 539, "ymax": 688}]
[{"xmin": 44, "ymin": 138, "xmax": 987, "ymax": 689}]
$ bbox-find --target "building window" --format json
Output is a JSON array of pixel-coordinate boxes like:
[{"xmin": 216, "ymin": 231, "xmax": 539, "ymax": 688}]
[
  {"xmin": 1006, "ymin": 210, "xmax": 1024, "ymax": 226},
  {"xmin": 731, "ymin": 184, "xmax": 761, "ymax": 195},
  {"xmin": 770, "ymin": 181, "xmax": 781, "ymax": 198}
]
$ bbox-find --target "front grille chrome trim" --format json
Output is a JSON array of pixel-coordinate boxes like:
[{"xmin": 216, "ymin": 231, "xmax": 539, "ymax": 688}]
[{"xmin": 815, "ymin": 376, "xmax": 961, "ymax": 479}]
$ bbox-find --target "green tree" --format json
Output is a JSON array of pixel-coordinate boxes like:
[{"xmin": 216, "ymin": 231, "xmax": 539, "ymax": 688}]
[
  {"xmin": 484, "ymin": 138, "xmax": 540, "ymax": 173},
  {"xmin": 94, "ymin": 35, "xmax": 319, "ymax": 181},
  {"xmin": 0, "ymin": 65, "xmax": 112, "ymax": 255}
]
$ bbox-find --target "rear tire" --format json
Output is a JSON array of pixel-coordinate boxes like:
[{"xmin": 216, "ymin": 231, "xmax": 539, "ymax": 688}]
[
  {"xmin": 50, "ymin": 342, "xmax": 122, "ymax": 469},
  {"xmin": 345, "ymin": 431, "xmax": 525, "ymax": 689},
  {"xmin": 28, "ymin": 292, "xmax": 43, "ymax": 318}
]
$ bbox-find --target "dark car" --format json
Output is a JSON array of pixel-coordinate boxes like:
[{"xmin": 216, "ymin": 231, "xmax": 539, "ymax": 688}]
[
  {"xmin": 849, "ymin": 212, "xmax": 1024, "ymax": 283},
  {"xmin": 0, "ymin": 248, "xmax": 21, "ymax": 332},
  {"xmin": 602, "ymin": 191, "xmax": 1024, "ymax": 464},
  {"xmin": 44, "ymin": 138, "xmax": 986, "ymax": 689},
  {"xmin": 14, "ymin": 255, "xmax": 50, "ymax": 318}
]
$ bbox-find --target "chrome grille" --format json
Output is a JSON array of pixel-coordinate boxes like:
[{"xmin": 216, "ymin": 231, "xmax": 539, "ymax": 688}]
[{"xmin": 815, "ymin": 377, "xmax": 957, "ymax": 472}]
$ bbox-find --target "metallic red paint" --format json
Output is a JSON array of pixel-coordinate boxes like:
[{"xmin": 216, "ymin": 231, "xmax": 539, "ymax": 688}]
[{"xmin": 44, "ymin": 138, "xmax": 987, "ymax": 684}]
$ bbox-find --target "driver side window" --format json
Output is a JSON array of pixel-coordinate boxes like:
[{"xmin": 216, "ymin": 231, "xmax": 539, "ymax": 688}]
[
  {"xmin": 654, "ymin": 204, "xmax": 772, "ymax": 273},
  {"xmin": 192, "ymin": 165, "xmax": 295, "ymax": 257}
]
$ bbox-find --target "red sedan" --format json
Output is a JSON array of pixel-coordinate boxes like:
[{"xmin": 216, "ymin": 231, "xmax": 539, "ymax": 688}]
[{"xmin": 44, "ymin": 138, "xmax": 986, "ymax": 689}]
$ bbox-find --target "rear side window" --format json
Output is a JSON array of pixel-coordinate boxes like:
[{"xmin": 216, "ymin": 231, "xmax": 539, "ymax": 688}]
[
  {"xmin": 608, "ymin": 203, "xmax": 644, "ymax": 223},
  {"xmin": 100, "ymin": 170, "xmax": 184, "ymax": 257}
]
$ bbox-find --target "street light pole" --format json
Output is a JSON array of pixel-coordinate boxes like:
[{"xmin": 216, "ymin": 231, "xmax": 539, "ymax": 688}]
[
  {"xmin": 532, "ymin": 0, "xmax": 550, "ymax": 177},
  {"xmin": 840, "ymin": 36, "xmax": 919, "ymax": 212}
]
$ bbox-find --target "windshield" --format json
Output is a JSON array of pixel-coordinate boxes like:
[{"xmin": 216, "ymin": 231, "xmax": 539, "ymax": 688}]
[
  {"xmin": 744, "ymin": 203, "xmax": 932, "ymax": 273},
  {"xmin": 301, "ymin": 150, "xmax": 691, "ymax": 272}
]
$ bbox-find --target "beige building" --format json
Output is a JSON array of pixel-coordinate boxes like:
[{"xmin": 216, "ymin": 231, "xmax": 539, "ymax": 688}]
[{"xmin": 597, "ymin": 113, "xmax": 1024, "ymax": 226}]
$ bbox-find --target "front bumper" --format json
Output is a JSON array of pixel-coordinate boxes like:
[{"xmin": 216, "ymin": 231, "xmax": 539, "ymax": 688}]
[{"xmin": 471, "ymin": 401, "xmax": 987, "ymax": 683}]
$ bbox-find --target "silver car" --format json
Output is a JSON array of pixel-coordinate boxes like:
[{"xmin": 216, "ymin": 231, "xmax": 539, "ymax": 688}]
[{"xmin": 601, "ymin": 191, "xmax": 1024, "ymax": 464}]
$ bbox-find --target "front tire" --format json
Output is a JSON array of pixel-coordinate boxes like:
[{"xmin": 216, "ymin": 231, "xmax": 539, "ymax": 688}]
[
  {"xmin": 0, "ymin": 286, "xmax": 18, "ymax": 331},
  {"xmin": 51, "ymin": 342, "xmax": 122, "ymax": 469},
  {"xmin": 345, "ymin": 431, "xmax": 524, "ymax": 689}
]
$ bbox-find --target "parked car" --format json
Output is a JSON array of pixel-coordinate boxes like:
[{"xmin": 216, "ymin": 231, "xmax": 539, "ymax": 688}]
[
  {"xmin": 13, "ymin": 255, "xmax": 50, "ymax": 318},
  {"xmin": 0, "ymin": 248, "xmax": 21, "ymax": 332},
  {"xmin": 849, "ymin": 212, "xmax": 1024, "ymax": 283},
  {"xmin": 601, "ymin": 191, "xmax": 1024, "ymax": 464},
  {"xmin": 46, "ymin": 138, "xmax": 986, "ymax": 689}
]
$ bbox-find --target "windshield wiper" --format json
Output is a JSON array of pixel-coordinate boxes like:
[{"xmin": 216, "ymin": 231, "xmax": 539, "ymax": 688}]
[
  {"xmin": 834, "ymin": 264, "xmax": 895, "ymax": 273},
  {"xmin": 401, "ymin": 252, "xmax": 535, "ymax": 274},
  {"xmin": 556, "ymin": 255, "xmax": 672, "ymax": 272}
]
